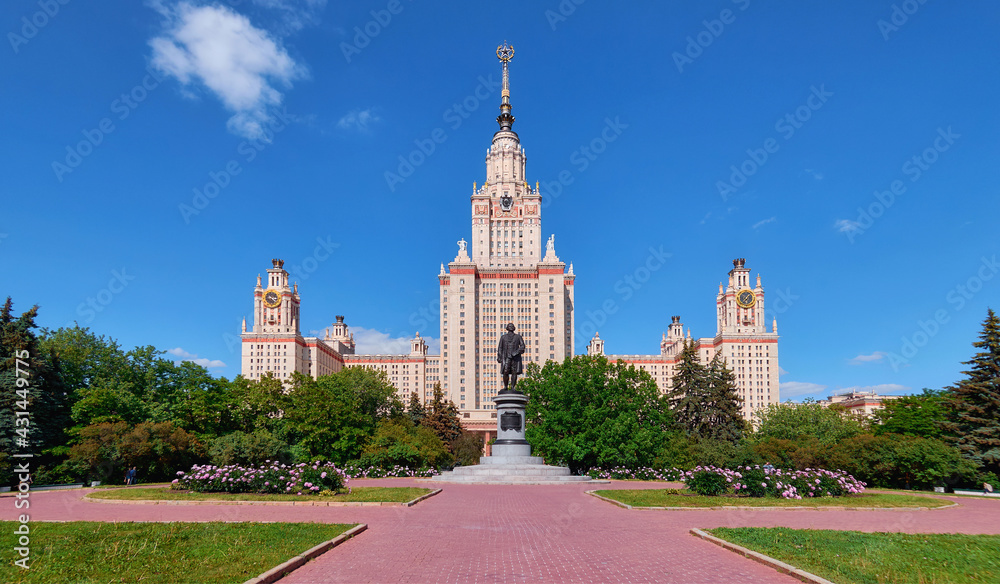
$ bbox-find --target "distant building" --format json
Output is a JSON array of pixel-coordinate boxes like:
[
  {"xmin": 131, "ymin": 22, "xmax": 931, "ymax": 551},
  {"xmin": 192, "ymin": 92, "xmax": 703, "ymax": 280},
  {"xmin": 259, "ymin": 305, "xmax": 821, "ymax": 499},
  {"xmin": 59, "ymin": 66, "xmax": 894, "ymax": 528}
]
[
  {"xmin": 237, "ymin": 45, "xmax": 781, "ymax": 449},
  {"xmin": 586, "ymin": 258, "xmax": 780, "ymax": 419},
  {"xmin": 817, "ymin": 390, "xmax": 901, "ymax": 417}
]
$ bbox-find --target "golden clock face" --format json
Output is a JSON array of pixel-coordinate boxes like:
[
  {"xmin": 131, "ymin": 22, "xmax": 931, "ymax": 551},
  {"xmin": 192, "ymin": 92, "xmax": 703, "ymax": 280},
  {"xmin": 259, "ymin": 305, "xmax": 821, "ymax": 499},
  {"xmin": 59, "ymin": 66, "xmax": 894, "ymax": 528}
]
[
  {"xmin": 736, "ymin": 288, "xmax": 756, "ymax": 309},
  {"xmin": 263, "ymin": 289, "xmax": 281, "ymax": 308}
]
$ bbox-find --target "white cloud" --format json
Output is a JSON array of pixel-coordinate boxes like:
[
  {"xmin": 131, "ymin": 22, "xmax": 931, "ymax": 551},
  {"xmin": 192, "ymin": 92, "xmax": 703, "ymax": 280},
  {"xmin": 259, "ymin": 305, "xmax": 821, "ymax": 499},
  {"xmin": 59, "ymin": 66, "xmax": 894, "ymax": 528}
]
[
  {"xmin": 752, "ymin": 216, "xmax": 776, "ymax": 230},
  {"xmin": 804, "ymin": 168, "xmax": 824, "ymax": 180},
  {"xmin": 850, "ymin": 351, "xmax": 887, "ymax": 364},
  {"xmin": 166, "ymin": 347, "xmax": 226, "ymax": 368},
  {"xmin": 149, "ymin": 1, "xmax": 305, "ymax": 140},
  {"xmin": 352, "ymin": 326, "xmax": 440, "ymax": 355},
  {"xmin": 337, "ymin": 108, "xmax": 380, "ymax": 132},
  {"xmin": 836, "ymin": 384, "xmax": 910, "ymax": 395},
  {"xmin": 248, "ymin": 0, "xmax": 327, "ymax": 33},
  {"xmin": 834, "ymin": 219, "xmax": 861, "ymax": 233},
  {"xmin": 780, "ymin": 381, "xmax": 828, "ymax": 398},
  {"xmin": 778, "ymin": 366, "xmax": 788, "ymax": 376}
]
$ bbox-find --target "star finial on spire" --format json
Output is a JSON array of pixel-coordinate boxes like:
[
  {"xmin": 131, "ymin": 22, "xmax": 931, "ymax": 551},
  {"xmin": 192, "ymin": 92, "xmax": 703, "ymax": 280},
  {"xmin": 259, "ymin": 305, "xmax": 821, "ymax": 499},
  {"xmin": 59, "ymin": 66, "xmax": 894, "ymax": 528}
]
[{"xmin": 496, "ymin": 42, "xmax": 515, "ymax": 131}]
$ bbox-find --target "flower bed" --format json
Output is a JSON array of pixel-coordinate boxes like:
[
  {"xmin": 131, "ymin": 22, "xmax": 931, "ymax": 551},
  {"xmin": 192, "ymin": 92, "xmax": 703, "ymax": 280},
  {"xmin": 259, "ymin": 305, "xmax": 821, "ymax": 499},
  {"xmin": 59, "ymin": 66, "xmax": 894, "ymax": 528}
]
[
  {"xmin": 586, "ymin": 467, "xmax": 684, "ymax": 482},
  {"xmin": 341, "ymin": 464, "xmax": 439, "ymax": 479},
  {"xmin": 172, "ymin": 461, "xmax": 348, "ymax": 495},
  {"xmin": 681, "ymin": 465, "xmax": 866, "ymax": 499}
]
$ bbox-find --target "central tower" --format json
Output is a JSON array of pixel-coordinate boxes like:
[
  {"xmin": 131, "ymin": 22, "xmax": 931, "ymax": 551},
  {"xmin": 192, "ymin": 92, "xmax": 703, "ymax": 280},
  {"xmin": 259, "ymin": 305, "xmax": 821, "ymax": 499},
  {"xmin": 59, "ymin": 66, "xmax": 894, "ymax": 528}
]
[
  {"xmin": 470, "ymin": 42, "xmax": 543, "ymax": 268},
  {"xmin": 439, "ymin": 43, "xmax": 575, "ymax": 418}
]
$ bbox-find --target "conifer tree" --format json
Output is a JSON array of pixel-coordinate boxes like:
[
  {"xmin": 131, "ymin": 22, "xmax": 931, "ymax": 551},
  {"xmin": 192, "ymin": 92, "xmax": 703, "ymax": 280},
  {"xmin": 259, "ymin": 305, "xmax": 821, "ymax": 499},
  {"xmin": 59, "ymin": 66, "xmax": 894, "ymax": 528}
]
[
  {"xmin": 420, "ymin": 383, "xmax": 462, "ymax": 447},
  {"xmin": 942, "ymin": 308, "xmax": 1000, "ymax": 474},
  {"xmin": 667, "ymin": 341, "xmax": 708, "ymax": 436},
  {"xmin": 407, "ymin": 391, "xmax": 426, "ymax": 425},
  {"xmin": 703, "ymin": 353, "xmax": 745, "ymax": 442}
]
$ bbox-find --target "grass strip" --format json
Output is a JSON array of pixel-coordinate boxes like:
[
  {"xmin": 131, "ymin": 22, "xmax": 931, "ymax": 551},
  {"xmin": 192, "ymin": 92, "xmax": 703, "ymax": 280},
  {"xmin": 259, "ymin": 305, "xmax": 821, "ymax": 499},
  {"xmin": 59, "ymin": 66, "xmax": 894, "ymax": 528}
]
[
  {"xmin": 86, "ymin": 486, "xmax": 431, "ymax": 503},
  {"xmin": 0, "ymin": 521, "xmax": 354, "ymax": 584},
  {"xmin": 594, "ymin": 489, "xmax": 952, "ymax": 508},
  {"xmin": 706, "ymin": 527, "xmax": 1000, "ymax": 584}
]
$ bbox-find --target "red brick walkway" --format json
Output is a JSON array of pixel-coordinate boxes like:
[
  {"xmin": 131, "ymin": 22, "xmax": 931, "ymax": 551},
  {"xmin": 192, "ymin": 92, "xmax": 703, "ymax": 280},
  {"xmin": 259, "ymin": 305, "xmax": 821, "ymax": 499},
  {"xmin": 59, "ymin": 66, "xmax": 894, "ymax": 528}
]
[{"xmin": 5, "ymin": 480, "xmax": 999, "ymax": 583}]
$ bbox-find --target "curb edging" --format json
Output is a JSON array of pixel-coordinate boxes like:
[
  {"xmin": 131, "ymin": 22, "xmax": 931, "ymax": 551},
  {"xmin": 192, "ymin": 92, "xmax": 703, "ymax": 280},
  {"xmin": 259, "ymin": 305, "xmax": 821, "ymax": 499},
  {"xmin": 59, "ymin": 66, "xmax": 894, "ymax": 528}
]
[
  {"xmin": 584, "ymin": 491, "xmax": 957, "ymax": 511},
  {"xmin": 242, "ymin": 523, "xmax": 367, "ymax": 584},
  {"xmin": 84, "ymin": 488, "xmax": 442, "ymax": 507},
  {"xmin": 690, "ymin": 528, "xmax": 837, "ymax": 584}
]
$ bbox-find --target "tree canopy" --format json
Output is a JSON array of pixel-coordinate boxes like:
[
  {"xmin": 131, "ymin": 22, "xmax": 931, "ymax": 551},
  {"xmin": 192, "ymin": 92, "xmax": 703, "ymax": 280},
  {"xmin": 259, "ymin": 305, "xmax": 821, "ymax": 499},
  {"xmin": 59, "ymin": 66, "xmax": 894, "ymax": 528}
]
[
  {"xmin": 942, "ymin": 308, "xmax": 1000, "ymax": 474},
  {"xmin": 521, "ymin": 355, "xmax": 673, "ymax": 473}
]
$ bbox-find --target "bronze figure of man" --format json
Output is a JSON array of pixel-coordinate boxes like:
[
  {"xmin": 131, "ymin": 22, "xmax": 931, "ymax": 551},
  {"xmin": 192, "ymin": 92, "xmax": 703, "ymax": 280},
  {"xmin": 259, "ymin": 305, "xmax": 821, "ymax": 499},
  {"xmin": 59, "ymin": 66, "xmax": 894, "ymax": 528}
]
[{"xmin": 496, "ymin": 323, "xmax": 526, "ymax": 393}]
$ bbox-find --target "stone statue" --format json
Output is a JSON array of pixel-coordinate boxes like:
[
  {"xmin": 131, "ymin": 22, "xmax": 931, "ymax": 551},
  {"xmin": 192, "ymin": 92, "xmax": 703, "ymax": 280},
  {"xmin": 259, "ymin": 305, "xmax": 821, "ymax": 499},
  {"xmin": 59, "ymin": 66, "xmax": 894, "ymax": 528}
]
[
  {"xmin": 457, "ymin": 238, "xmax": 468, "ymax": 253},
  {"xmin": 496, "ymin": 322, "xmax": 526, "ymax": 393},
  {"xmin": 546, "ymin": 234, "xmax": 555, "ymax": 255}
]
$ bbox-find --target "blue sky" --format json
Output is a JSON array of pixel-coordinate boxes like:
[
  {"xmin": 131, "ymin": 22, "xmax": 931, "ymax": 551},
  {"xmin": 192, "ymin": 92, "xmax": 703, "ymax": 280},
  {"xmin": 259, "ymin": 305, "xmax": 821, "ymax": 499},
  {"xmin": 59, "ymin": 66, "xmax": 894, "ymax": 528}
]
[{"xmin": 2, "ymin": 1, "xmax": 998, "ymax": 401}]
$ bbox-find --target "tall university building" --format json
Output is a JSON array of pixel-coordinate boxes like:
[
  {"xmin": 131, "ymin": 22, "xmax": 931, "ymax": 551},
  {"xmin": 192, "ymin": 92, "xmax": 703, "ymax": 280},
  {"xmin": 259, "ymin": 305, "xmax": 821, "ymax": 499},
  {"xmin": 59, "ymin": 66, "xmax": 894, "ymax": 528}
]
[{"xmin": 240, "ymin": 44, "xmax": 779, "ymax": 440}]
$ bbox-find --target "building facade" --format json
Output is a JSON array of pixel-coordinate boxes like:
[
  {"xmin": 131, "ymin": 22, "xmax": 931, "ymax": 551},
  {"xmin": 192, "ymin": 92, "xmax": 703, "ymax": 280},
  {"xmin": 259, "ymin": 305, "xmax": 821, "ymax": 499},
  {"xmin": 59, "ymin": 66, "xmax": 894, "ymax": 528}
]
[
  {"xmin": 586, "ymin": 258, "xmax": 780, "ymax": 419},
  {"xmin": 818, "ymin": 390, "xmax": 900, "ymax": 417},
  {"xmin": 438, "ymin": 42, "xmax": 574, "ymax": 431},
  {"xmin": 239, "ymin": 45, "xmax": 780, "ymax": 433}
]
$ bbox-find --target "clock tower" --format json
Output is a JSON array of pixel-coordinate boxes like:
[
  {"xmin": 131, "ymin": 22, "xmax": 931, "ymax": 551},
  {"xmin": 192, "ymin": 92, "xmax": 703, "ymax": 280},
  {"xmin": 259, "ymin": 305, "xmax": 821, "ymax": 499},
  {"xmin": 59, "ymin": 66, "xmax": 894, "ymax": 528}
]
[{"xmin": 253, "ymin": 258, "xmax": 300, "ymax": 335}]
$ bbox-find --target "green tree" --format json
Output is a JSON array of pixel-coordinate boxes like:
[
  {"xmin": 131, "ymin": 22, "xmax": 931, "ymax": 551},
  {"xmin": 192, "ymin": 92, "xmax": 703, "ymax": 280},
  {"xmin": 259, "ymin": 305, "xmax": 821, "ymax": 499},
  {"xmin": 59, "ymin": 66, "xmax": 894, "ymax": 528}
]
[
  {"xmin": 942, "ymin": 308, "xmax": 1000, "ymax": 474},
  {"xmin": 208, "ymin": 429, "xmax": 291, "ymax": 466},
  {"xmin": 521, "ymin": 355, "xmax": 673, "ymax": 473},
  {"xmin": 67, "ymin": 421, "xmax": 204, "ymax": 484},
  {"xmin": 420, "ymin": 383, "xmax": 462, "ymax": 447},
  {"xmin": 701, "ymin": 354, "xmax": 746, "ymax": 442},
  {"xmin": 667, "ymin": 342, "xmax": 708, "ymax": 437},
  {"xmin": 0, "ymin": 299, "xmax": 71, "ymax": 485},
  {"xmin": 358, "ymin": 418, "xmax": 450, "ymax": 469},
  {"xmin": 406, "ymin": 391, "xmax": 426, "ymax": 425},
  {"xmin": 284, "ymin": 368, "xmax": 401, "ymax": 463},
  {"xmin": 667, "ymin": 344, "xmax": 745, "ymax": 442},
  {"xmin": 827, "ymin": 433, "xmax": 976, "ymax": 490},
  {"xmin": 872, "ymin": 389, "xmax": 947, "ymax": 438},
  {"xmin": 228, "ymin": 372, "xmax": 290, "ymax": 435},
  {"xmin": 751, "ymin": 400, "xmax": 867, "ymax": 446},
  {"xmin": 451, "ymin": 431, "xmax": 484, "ymax": 466}
]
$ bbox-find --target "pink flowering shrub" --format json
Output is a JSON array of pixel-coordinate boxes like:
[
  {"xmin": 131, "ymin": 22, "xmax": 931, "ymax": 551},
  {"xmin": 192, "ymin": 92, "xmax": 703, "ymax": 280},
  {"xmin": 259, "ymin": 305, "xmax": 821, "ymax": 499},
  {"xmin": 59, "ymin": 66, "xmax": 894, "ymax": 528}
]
[
  {"xmin": 681, "ymin": 465, "xmax": 866, "ymax": 499},
  {"xmin": 586, "ymin": 467, "xmax": 684, "ymax": 481},
  {"xmin": 172, "ymin": 461, "xmax": 347, "ymax": 495},
  {"xmin": 341, "ymin": 464, "xmax": 439, "ymax": 479}
]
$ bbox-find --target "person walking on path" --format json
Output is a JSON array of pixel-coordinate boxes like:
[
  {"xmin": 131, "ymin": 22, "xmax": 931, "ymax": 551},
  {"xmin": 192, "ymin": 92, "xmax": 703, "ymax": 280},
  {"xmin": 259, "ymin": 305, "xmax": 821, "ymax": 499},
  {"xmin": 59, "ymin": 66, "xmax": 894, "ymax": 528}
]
[{"xmin": 125, "ymin": 467, "xmax": 137, "ymax": 485}]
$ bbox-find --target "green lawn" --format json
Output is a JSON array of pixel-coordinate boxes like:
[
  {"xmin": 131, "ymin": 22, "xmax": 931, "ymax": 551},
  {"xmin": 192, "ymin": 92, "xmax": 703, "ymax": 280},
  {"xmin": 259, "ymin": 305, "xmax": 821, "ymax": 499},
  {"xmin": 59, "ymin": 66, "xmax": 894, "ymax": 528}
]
[
  {"xmin": 593, "ymin": 489, "xmax": 952, "ymax": 508},
  {"xmin": 0, "ymin": 521, "xmax": 355, "ymax": 584},
  {"xmin": 706, "ymin": 527, "xmax": 1000, "ymax": 584},
  {"xmin": 86, "ymin": 486, "xmax": 431, "ymax": 503}
]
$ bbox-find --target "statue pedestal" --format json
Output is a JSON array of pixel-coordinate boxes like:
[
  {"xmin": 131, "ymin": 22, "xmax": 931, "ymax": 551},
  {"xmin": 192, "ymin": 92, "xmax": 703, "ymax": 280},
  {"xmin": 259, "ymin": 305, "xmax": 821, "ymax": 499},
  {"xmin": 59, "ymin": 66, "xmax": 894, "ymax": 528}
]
[
  {"xmin": 493, "ymin": 391, "xmax": 529, "ymax": 450},
  {"xmin": 424, "ymin": 390, "xmax": 602, "ymax": 484}
]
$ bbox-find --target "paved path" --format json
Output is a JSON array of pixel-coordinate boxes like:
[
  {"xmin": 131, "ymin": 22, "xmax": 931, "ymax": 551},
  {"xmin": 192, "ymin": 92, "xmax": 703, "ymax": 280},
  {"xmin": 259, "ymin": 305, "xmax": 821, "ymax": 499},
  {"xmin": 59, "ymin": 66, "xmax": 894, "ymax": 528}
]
[{"xmin": 4, "ymin": 480, "xmax": 999, "ymax": 583}]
